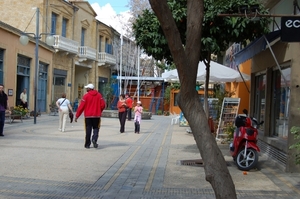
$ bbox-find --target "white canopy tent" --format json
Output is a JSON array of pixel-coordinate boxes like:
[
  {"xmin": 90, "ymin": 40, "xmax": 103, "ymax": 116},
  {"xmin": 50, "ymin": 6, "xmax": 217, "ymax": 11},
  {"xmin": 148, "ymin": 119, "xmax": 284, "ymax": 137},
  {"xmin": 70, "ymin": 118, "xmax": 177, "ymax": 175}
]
[{"xmin": 162, "ymin": 61, "xmax": 250, "ymax": 83}]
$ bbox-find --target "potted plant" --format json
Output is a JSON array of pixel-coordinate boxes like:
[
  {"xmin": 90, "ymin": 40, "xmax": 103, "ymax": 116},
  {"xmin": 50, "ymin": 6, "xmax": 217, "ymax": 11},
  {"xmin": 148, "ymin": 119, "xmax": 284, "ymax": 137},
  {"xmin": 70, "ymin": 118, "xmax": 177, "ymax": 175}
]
[
  {"xmin": 13, "ymin": 105, "xmax": 29, "ymax": 116},
  {"xmin": 223, "ymin": 122, "xmax": 235, "ymax": 142}
]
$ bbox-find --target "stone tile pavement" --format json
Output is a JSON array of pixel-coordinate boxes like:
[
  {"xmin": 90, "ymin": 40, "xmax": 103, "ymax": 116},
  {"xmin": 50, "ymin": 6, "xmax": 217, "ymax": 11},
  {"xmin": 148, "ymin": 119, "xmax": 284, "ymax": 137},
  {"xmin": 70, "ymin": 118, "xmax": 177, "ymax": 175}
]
[{"xmin": 0, "ymin": 114, "xmax": 299, "ymax": 198}]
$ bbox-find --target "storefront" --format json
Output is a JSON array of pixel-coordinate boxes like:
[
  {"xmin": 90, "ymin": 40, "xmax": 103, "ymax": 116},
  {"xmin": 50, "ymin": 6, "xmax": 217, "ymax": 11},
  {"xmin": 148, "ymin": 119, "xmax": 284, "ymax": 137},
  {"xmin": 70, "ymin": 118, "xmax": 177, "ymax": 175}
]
[{"xmin": 233, "ymin": 30, "xmax": 300, "ymax": 172}]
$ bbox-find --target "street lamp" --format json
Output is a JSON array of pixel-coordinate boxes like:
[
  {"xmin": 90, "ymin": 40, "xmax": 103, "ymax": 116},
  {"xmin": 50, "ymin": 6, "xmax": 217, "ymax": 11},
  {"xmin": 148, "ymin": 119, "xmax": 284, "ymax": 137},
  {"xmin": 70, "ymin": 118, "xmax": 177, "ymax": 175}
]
[{"xmin": 19, "ymin": 7, "xmax": 54, "ymax": 124}]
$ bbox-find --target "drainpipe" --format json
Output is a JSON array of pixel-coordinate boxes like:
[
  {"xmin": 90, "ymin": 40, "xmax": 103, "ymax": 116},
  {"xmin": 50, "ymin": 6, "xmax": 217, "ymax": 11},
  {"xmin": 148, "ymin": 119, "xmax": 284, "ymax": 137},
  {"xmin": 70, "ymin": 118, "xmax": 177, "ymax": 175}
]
[
  {"xmin": 71, "ymin": 5, "xmax": 77, "ymax": 103},
  {"xmin": 46, "ymin": 0, "xmax": 49, "ymax": 33},
  {"xmin": 96, "ymin": 21, "xmax": 99, "ymax": 90},
  {"xmin": 137, "ymin": 46, "xmax": 140, "ymax": 101}
]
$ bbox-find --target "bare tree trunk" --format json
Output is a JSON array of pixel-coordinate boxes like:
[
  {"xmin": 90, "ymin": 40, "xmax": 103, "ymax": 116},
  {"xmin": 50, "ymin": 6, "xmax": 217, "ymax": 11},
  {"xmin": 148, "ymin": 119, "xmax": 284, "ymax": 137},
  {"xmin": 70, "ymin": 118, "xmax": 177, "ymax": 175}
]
[{"xmin": 149, "ymin": 0, "xmax": 237, "ymax": 198}]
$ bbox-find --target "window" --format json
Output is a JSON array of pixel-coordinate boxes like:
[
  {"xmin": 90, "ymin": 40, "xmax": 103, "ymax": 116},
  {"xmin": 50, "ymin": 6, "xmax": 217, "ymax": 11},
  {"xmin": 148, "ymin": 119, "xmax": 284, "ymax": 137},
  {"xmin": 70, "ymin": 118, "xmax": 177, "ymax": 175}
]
[
  {"xmin": 53, "ymin": 76, "xmax": 65, "ymax": 86},
  {"xmin": 17, "ymin": 56, "xmax": 30, "ymax": 76},
  {"xmin": 62, "ymin": 18, "xmax": 68, "ymax": 37},
  {"xmin": 99, "ymin": 36, "xmax": 103, "ymax": 52},
  {"xmin": 271, "ymin": 67, "xmax": 290, "ymax": 138},
  {"xmin": 81, "ymin": 28, "xmax": 86, "ymax": 46},
  {"xmin": 254, "ymin": 74, "xmax": 266, "ymax": 128},
  {"xmin": 51, "ymin": 13, "xmax": 58, "ymax": 35},
  {"xmin": 105, "ymin": 38, "xmax": 113, "ymax": 54},
  {"xmin": 39, "ymin": 62, "xmax": 48, "ymax": 79}
]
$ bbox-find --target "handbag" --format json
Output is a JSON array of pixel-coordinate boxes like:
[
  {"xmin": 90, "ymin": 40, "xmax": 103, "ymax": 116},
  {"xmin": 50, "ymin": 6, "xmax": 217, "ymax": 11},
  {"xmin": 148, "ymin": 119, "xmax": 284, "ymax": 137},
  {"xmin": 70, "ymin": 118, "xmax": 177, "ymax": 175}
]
[{"xmin": 69, "ymin": 108, "xmax": 74, "ymax": 123}]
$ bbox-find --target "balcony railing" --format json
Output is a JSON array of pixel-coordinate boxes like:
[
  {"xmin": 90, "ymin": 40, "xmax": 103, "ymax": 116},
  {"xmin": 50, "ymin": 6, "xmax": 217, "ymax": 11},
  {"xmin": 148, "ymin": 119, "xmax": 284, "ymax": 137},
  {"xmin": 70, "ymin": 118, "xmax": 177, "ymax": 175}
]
[
  {"xmin": 98, "ymin": 52, "xmax": 117, "ymax": 66},
  {"xmin": 78, "ymin": 46, "xmax": 97, "ymax": 61},
  {"xmin": 53, "ymin": 35, "xmax": 79, "ymax": 54}
]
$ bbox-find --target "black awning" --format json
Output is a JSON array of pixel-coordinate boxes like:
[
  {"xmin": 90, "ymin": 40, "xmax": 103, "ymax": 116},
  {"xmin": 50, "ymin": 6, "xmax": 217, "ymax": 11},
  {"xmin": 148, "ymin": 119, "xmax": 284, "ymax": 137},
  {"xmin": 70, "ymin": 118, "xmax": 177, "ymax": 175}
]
[{"xmin": 233, "ymin": 30, "xmax": 281, "ymax": 66}]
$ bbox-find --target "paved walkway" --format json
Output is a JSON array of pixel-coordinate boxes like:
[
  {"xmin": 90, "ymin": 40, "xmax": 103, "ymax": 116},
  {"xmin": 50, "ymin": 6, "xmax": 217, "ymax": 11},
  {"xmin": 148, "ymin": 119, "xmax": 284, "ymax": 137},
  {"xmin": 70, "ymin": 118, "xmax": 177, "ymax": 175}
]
[{"xmin": 0, "ymin": 114, "xmax": 299, "ymax": 198}]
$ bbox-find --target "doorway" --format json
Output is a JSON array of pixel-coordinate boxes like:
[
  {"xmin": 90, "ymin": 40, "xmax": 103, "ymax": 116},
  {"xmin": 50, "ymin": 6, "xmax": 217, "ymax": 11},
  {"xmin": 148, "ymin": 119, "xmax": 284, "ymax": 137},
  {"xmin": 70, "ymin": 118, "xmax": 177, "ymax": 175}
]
[
  {"xmin": 37, "ymin": 63, "xmax": 48, "ymax": 112},
  {"xmin": 16, "ymin": 55, "xmax": 30, "ymax": 107}
]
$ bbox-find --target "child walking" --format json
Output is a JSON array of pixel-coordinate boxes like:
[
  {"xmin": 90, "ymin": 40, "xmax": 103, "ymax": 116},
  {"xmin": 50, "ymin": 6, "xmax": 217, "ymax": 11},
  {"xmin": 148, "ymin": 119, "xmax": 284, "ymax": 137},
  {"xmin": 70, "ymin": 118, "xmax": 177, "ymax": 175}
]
[{"xmin": 134, "ymin": 101, "xmax": 143, "ymax": 134}]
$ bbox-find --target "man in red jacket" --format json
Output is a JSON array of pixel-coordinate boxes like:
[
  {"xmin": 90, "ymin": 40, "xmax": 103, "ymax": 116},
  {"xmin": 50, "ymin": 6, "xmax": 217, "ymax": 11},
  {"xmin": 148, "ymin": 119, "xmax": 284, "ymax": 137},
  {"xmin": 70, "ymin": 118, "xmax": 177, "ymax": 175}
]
[{"xmin": 75, "ymin": 84, "xmax": 106, "ymax": 149}]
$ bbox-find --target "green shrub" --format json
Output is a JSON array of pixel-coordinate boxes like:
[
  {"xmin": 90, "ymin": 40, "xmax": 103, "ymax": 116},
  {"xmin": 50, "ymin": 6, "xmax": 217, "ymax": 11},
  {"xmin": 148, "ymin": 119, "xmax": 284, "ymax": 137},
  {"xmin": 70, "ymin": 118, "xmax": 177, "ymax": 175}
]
[
  {"xmin": 224, "ymin": 122, "xmax": 235, "ymax": 141},
  {"xmin": 289, "ymin": 126, "xmax": 300, "ymax": 165}
]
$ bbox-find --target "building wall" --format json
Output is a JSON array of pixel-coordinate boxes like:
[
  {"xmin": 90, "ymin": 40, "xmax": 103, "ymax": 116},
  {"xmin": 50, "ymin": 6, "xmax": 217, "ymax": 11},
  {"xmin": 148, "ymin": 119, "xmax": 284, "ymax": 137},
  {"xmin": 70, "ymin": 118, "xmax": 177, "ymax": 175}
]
[
  {"xmin": 0, "ymin": 0, "xmax": 139, "ymax": 112},
  {"xmin": 0, "ymin": 0, "xmax": 44, "ymax": 34},
  {"xmin": 286, "ymin": 42, "xmax": 300, "ymax": 172},
  {"xmin": 48, "ymin": 0, "xmax": 76, "ymax": 40},
  {"xmin": 0, "ymin": 24, "xmax": 53, "ymax": 111},
  {"xmin": 73, "ymin": 1, "xmax": 98, "ymax": 101},
  {"xmin": 235, "ymin": 60, "xmax": 251, "ymax": 113}
]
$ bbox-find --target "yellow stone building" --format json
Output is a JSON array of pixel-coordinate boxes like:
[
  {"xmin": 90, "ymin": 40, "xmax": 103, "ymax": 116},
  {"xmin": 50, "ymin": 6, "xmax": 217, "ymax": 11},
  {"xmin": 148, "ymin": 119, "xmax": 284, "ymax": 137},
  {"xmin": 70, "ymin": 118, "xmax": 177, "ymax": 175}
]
[{"xmin": 0, "ymin": 0, "xmax": 134, "ymax": 112}]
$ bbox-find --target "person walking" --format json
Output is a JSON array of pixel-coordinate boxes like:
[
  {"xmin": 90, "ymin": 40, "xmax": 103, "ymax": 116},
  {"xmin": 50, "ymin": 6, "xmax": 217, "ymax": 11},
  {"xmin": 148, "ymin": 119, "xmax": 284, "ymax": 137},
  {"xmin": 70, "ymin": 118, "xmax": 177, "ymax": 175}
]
[
  {"xmin": 56, "ymin": 93, "xmax": 73, "ymax": 132},
  {"xmin": 20, "ymin": 88, "xmax": 28, "ymax": 109},
  {"xmin": 134, "ymin": 101, "xmax": 143, "ymax": 134},
  {"xmin": 0, "ymin": 84, "xmax": 11, "ymax": 136},
  {"xmin": 117, "ymin": 94, "xmax": 127, "ymax": 133},
  {"xmin": 125, "ymin": 93, "xmax": 133, "ymax": 121},
  {"xmin": 75, "ymin": 84, "xmax": 106, "ymax": 149}
]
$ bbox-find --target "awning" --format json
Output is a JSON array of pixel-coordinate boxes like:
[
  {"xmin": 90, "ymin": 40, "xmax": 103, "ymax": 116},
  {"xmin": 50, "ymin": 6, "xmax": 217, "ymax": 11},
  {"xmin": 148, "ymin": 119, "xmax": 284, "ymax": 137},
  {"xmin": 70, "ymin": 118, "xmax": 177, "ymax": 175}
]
[
  {"xmin": 162, "ymin": 61, "xmax": 250, "ymax": 83},
  {"xmin": 233, "ymin": 30, "xmax": 281, "ymax": 66}
]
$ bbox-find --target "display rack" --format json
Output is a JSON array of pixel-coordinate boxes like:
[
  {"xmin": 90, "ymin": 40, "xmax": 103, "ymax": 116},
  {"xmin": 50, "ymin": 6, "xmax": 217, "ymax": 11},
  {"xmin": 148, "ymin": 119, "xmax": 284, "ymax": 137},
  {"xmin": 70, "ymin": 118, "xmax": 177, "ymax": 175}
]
[
  {"xmin": 179, "ymin": 98, "xmax": 219, "ymax": 127},
  {"xmin": 216, "ymin": 98, "xmax": 240, "ymax": 138}
]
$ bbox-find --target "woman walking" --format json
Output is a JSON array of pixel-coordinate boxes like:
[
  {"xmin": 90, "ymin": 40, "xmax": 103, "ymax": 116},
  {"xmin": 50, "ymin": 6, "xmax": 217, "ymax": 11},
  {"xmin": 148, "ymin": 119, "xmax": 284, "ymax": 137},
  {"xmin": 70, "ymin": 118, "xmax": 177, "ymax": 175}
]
[
  {"xmin": 117, "ymin": 94, "xmax": 127, "ymax": 133},
  {"xmin": 56, "ymin": 93, "xmax": 73, "ymax": 132}
]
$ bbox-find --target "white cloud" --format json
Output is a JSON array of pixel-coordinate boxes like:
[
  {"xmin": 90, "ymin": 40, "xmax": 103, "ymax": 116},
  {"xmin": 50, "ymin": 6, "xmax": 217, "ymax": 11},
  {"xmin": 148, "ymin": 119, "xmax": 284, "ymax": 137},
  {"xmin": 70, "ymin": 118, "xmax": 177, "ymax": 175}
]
[{"xmin": 91, "ymin": 3, "xmax": 132, "ymax": 35}]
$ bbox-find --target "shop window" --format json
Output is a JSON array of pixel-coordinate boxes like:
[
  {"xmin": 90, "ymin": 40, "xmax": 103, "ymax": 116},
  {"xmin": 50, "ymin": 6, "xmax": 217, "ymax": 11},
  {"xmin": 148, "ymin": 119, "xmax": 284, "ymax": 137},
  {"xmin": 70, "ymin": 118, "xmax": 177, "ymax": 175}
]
[
  {"xmin": 254, "ymin": 74, "xmax": 266, "ymax": 129},
  {"xmin": 271, "ymin": 67, "xmax": 290, "ymax": 138}
]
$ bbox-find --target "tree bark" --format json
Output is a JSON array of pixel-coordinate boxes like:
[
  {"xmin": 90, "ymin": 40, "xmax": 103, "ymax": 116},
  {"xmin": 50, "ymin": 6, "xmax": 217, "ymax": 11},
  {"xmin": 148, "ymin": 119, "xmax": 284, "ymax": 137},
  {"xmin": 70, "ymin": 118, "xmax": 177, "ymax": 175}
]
[{"xmin": 149, "ymin": 0, "xmax": 237, "ymax": 198}]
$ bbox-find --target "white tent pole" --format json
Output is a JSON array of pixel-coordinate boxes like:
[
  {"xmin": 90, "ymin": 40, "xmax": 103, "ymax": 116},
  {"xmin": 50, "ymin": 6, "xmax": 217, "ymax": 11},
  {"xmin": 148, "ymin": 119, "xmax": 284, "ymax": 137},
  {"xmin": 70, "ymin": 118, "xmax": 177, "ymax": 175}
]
[
  {"xmin": 119, "ymin": 34, "xmax": 123, "ymax": 95},
  {"xmin": 137, "ymin": 47, "xmax": 140, "ymax": 101}
]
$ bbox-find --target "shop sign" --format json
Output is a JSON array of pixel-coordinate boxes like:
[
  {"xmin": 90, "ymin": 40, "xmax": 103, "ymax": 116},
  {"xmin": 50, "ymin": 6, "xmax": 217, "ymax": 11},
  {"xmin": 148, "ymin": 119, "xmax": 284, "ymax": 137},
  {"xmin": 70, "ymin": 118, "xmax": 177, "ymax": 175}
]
[{"xmin": 281, "ymin": 17, "xmax": 300, "ymax": 42}]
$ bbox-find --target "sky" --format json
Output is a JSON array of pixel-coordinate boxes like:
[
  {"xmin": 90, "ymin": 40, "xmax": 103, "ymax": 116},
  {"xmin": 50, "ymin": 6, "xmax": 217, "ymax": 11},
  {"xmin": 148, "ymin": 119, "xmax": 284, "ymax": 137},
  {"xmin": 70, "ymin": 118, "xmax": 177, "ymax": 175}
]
[
  {"xmin": 87, "ymin": 0, "xmax": 131, "ymax": 34},
  {"xmin": 87, "ymin": 0, "xmax": 129, "ymax": 14}
]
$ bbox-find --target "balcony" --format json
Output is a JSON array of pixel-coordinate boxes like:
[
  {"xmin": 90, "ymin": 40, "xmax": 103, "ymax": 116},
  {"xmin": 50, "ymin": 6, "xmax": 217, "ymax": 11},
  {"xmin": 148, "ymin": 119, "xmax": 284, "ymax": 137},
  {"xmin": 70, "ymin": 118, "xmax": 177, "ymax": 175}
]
[
  {"xmin": 98, "ymin": 52, "xmax": 117, "ymax": 66},
  {"xmin": 78, "ymin": 46, "xmax": 97, "ymax": 61},
  {"xmin": 52, "ymin": 35, "xmax": 79, "ymax": 55}
]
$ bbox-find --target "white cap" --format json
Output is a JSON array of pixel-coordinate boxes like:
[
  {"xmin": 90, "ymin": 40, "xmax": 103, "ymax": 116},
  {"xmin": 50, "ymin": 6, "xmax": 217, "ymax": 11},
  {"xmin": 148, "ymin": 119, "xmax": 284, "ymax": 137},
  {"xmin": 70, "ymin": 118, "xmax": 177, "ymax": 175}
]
[
  {"xmin": 137, "ymin": 101, "xmax": 142, "ymax": 104},
  {"xmin": 84, "ymin": 83, "xmax": 94, "ymax": 89}
]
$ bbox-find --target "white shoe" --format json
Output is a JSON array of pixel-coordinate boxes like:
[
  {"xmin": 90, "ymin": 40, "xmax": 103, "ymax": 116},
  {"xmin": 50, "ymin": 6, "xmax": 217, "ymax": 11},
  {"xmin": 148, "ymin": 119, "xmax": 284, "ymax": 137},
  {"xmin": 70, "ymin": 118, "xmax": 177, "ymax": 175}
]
[{"xmin": 58, "ymin": 128, "xmax": 61, "ymax": 131}]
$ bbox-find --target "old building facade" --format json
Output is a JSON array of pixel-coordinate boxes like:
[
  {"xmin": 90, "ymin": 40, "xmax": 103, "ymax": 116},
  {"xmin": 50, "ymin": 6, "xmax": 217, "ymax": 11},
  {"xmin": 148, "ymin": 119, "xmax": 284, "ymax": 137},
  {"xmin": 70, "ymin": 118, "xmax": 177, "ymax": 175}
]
[{"xmin": 0, "ymin": 0, "xmax": 137, "ymax": 112}]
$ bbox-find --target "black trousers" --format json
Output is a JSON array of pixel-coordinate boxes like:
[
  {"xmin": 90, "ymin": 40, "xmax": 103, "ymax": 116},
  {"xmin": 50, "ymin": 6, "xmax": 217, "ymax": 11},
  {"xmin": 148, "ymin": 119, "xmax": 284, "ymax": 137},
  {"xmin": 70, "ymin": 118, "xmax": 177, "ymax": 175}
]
[
  {"xmin": 118, "ymin": 111, "xmax": 127, "ymax": 133},
  {"xmin": 127, "ymin": 108, "xmax": 132, "ymax": 120},
  {"xmin": 134, "ymin": 121, "xmax": 140, "ymax": 133},
  {"xmin": 0, "ymin": 111, "xmax": 5, "ymax": 135},
  {"xmin": 84, "ymin": 117, "xmax": 101, "ymax": 147},
  {"xmin": 21, "ymin": 102, "xmax": 28, "ymax": 109}
]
